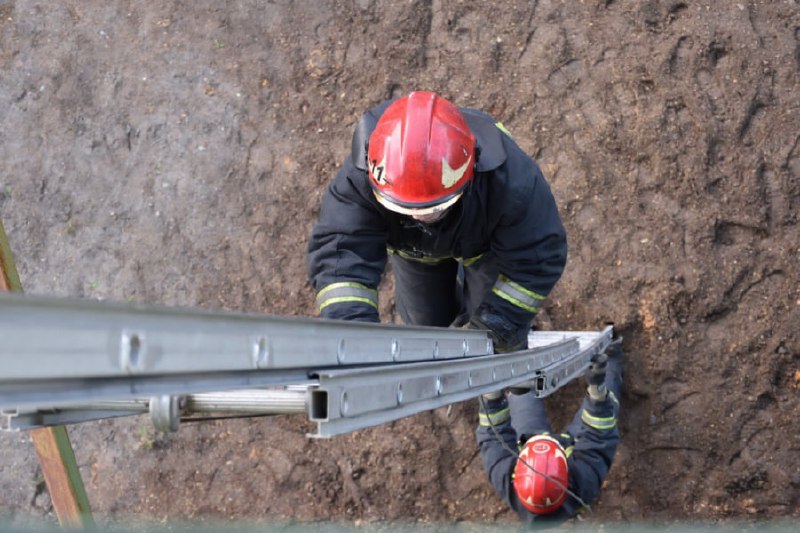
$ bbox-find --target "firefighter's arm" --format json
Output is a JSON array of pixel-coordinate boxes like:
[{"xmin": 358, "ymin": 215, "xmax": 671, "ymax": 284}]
[
  {"xmin": 475, "ymin": 394, "xmax": 519, "ymax": 507},
  {"xmin": 567, "ymin": 356, "xmax": 621, "ymax": 508},
  {"xmin": 307, "ymin": 159, "xmax": 388, "ymax": 322},
  {"xmin": 477, "ymin": 155, "xmax": 567, "ymax": 350}
]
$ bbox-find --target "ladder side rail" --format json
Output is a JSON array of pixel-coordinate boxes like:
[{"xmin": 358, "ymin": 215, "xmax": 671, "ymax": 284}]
[
  {"xmin": 0, "ymin": 369, "xmax": 314, "ymax": 411},
  {"xmin": 4, "ymin": 389, "xmax": 310, "ymax": 431},
  {"xmin": 309, "ymin": 332, "xmax": 613, "ymax": 438},
  {"xmin": 532, "ymin": 325, "xmax": 615, "ymax": 397},
  {"xmin": 4, "ymin": 409, "xmax": 145, "ymax": 432},
  {"xmin": 0, "ymin": 292, "xmax": 491, "ymax": 382}
]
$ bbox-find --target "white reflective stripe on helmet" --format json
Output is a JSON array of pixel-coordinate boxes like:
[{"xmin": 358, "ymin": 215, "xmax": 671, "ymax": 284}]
[
  {"xmin": 373, "ymin": 190, "xmax": 463, "ymax": 216},
  {"xmin": 491, "ymin": 274, "xmax": 546, "ymax": 313},
  {"xmin": 316, "ymin": 282, "xmax": 378, "ymax": 311}
]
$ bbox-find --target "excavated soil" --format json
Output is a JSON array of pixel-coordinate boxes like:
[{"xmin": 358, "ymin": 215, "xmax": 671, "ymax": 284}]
[{"xmin": 1, "ymin": 0, "xmax": 799, "ymax": 528}]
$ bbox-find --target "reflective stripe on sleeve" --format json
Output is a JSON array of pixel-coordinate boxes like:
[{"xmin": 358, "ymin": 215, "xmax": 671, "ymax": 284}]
[
  {"xmin": 479, "ymin": 407, "xmax": 510, "ymax": 427},
  {"xmin": 580, "ymin": 409, "xmax": 617, "ymax": 431},
  {"xmin": 491, "ymin": 274, "xmax": 547, "ymax": 313},
  {"xmin": 316, "ymin": 282, "xmax": 378, "ymax": 311},
  {"xmin": 495, "ymin": 122, "xmax": 513, "ymax": 137}
]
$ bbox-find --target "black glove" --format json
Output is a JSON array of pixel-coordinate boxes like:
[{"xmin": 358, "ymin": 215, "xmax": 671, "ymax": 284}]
[
  {"xmin": 469, "ymin": 310, "xmax": 527, "ymax": 354},
  {"xmin": 585, "ymin": 352, "xmax": 608, "ymax": 387}
]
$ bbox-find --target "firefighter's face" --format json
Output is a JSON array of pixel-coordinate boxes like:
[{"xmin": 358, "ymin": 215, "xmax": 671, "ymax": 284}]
[{"xmin": 410, "ymin": 210, "xmax": 448, "ymax": 224}]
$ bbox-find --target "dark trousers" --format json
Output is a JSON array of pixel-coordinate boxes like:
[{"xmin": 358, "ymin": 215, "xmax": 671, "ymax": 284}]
[
  {"xmin": 390, "ymin": 255, "xmax": 499, "ymax": 327},
  {"xmin": 509, "ymin": 352, "xmax": 624, "ymax": 439}
]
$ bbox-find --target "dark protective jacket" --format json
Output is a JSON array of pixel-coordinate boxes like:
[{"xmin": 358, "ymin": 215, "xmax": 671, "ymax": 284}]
[
  {"xmin": 475, "ymin": 393, "xmax": 621, "ymax": 524},
  {"xmin": 307, "ymin": 99, "xmax": 568, "ymax": 334}
]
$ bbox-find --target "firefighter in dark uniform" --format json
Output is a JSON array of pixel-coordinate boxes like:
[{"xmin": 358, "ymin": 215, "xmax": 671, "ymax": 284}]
[
  {"xmin": 476, "ymin": 340, "xmax": 623, "ymax": 523},
  {"xmin": 307, "ymin": 91, "xmax": 567, "ymax": 353}
]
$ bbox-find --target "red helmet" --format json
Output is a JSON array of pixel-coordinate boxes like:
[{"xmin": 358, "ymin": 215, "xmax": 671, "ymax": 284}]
[
  {"xmin": 367, "ymin": 91, "xmax": 475, "ymax": 216},
  {"xmin": 513, "ymin": 435, "xmax": 569, "ymax": 514}
]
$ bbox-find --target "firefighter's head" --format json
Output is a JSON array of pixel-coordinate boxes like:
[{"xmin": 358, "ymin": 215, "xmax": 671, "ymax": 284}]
[
  {"xmin": 513, "ymin": 434, "xmax": 569, "ymax": 514},
  {"xmin": 367, "ymin": 91, "xmax": 475, "ymax": 222}
]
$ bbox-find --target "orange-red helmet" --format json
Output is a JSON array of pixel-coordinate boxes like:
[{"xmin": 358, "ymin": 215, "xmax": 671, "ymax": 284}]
[
  {"xmin": 513, "ymin": 435, "xmax": 569, "ymax": 514},
  {"xmin": 367, "ymin": 91, "xmax": 475, "ymax": 216}
]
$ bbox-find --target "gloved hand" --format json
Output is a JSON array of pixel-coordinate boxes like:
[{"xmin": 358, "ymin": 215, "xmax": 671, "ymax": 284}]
[
  {"xmin": 585, "ymin": 351, "xmax": 608, "ymax": 401},
  {"xmin": 585, "ymin": 352, "xmax": 608, "ymax": 386},
  {"xmin": 469, "ymin": 310, "xmax": 528, "ymax": 354}
]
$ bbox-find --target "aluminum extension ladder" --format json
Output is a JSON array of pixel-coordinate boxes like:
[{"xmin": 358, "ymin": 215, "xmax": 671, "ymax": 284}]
[{"xmin": 0, "ymin": 292, "xmax": 613, "ymax": 438}]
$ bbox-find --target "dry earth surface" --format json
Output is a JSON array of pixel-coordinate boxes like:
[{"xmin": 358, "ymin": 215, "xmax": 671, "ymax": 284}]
[{"xmin": 1, "ymin": 0, "xmax": 799, "ymax": 529}]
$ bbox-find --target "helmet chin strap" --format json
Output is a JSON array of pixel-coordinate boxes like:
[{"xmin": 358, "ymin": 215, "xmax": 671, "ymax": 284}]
[
  {"xmin": 478, "ymin": 395, "xmax": 592, "ymax": 513},
  {"xmin": 460, "ymin": 143, "xmax": 480, "ymax": 199}
]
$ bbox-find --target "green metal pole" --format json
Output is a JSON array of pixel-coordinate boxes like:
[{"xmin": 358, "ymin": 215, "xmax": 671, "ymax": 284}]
[{"xmin": 0, "ymin": 217, "xmax": 95, "ymax": 529}]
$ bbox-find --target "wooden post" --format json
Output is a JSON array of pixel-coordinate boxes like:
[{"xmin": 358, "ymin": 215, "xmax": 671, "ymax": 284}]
[
  {"xmin": 0, "ymin": 218, "xmax": 21, "ymax": 293},
  {"xmin": 0, "ymin": 218, "xmax": 95, "ymax": 529}
]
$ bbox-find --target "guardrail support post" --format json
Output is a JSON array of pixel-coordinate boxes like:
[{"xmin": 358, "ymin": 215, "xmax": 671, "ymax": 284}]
[{"xmin": 0, "ymin": 218, "xmax": 95, "ymax": 529}]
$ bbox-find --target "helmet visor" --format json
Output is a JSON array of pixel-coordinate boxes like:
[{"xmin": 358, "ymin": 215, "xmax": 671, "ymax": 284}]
[{"xmin": 373, "ymin": 190, "xmax": 463, "ymax": 216}]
